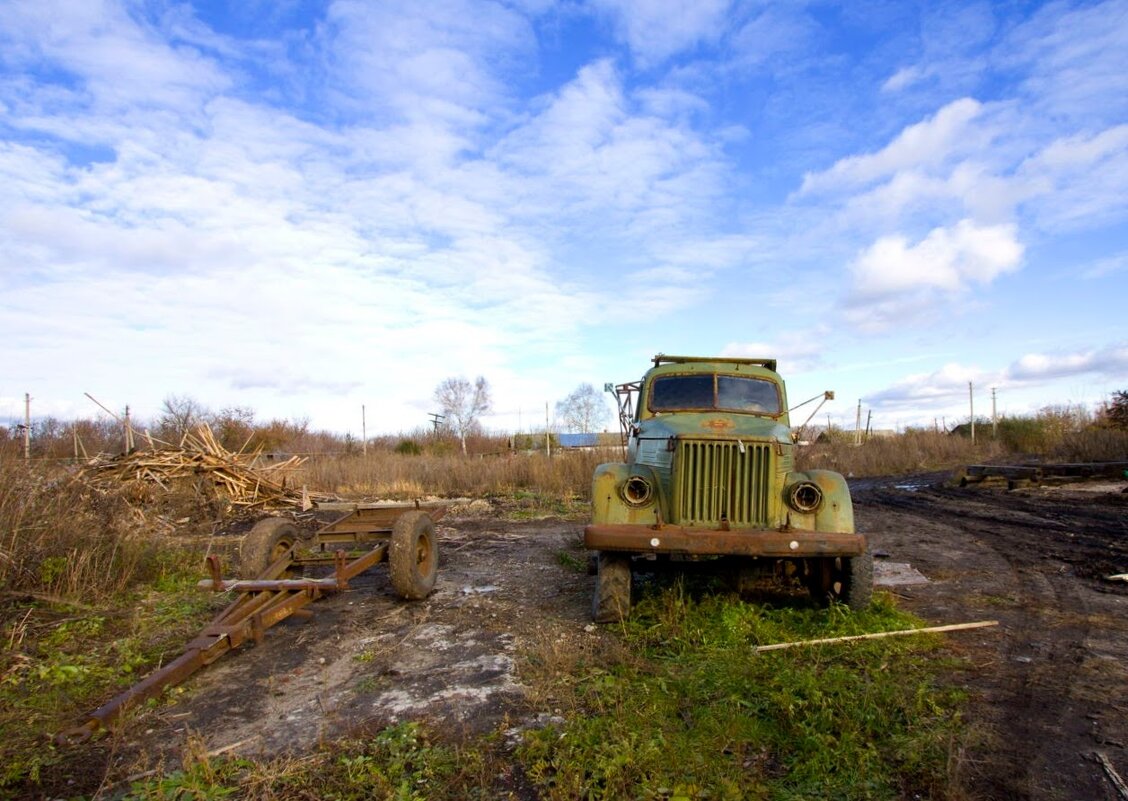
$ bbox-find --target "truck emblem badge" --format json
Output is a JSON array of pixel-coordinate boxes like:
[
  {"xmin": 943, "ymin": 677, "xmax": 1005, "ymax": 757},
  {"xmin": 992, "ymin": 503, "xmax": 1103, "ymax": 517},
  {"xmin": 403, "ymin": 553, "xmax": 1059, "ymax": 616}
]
[{"xmin": 701, "ymin": 418, "xmax": 733, "ymax": 431}]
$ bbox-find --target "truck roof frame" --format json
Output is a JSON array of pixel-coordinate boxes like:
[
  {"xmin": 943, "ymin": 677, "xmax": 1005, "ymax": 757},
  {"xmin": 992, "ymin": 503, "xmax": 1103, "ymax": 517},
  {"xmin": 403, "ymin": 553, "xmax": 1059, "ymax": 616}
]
[{"xmin": 651, "ymin": 354, "xmax": 777, "ymax": 372}]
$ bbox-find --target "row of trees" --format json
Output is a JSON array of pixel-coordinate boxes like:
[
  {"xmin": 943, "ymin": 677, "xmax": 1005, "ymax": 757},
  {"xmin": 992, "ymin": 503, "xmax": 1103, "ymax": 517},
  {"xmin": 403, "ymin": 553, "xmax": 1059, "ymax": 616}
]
[
  {"xmin": 17, "ymin": 384, "xmax": 1119, "ymax": 462},
  {"xmin": 2, "ymin": 379, "xmax": 615, "ymax": 460},
  {"xmin": 432, "ymin": 377, "xmax": 612, "ymax": 454}
]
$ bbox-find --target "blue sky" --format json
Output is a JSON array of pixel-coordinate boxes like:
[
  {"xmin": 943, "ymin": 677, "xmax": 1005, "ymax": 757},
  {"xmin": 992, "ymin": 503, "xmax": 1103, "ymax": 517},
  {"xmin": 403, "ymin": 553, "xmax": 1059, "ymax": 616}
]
[{"xmin": 1, "ymin": 0, "xmax": 1126, "ymax": 436}]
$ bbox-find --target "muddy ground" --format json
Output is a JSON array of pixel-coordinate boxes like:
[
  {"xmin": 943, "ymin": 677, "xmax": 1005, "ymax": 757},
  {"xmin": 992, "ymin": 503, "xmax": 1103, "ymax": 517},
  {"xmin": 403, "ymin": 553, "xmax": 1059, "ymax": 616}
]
[{"xmin": 70, "ymin": 476, "xmax": 1128, "ymax": 800}]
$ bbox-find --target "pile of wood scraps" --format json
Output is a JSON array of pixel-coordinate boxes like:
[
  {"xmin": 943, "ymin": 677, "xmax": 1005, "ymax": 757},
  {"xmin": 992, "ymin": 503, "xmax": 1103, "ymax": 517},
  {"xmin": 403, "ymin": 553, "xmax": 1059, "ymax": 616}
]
[{"xmin": 77, "ymin": 425, "xmax": 334, "ymax": 510}]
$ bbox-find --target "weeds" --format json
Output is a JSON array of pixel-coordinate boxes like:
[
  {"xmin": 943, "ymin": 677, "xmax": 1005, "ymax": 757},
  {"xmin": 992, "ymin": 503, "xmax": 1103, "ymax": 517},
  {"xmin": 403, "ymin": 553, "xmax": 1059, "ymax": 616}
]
[{"xmin": 519, "ymin": 587, "xmax": 966, "ymax": 801}]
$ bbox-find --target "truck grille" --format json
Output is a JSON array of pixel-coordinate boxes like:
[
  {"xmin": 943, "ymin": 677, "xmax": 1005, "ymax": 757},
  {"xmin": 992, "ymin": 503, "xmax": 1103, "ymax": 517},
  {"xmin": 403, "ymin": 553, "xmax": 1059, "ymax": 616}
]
[{"xmin": 674, "ymin": 440, "xmax": 773, "ymax": 527}]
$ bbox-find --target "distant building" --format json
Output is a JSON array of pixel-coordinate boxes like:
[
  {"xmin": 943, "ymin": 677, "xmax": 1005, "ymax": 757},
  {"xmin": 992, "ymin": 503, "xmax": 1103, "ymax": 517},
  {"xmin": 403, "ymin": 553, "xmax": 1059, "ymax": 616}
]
[
  {"xmin": 557, "ymin": 432, "xmax": 620, "ymax": 450},
  {"xmin": 557, "ymin": 433, "xmax": 599, "ymax": 449}
]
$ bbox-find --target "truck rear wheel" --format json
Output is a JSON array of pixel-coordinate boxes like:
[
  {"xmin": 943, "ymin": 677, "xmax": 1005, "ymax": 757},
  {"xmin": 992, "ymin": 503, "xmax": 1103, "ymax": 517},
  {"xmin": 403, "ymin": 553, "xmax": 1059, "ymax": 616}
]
[
  {"xmin": 389, "ymin": 511, "xmax": 438, "ymax": 600},
  {"xmin": 592, "ymin": 552, "xmax": 632, "ymax": 623},
  {"xmin": 805, "ymin": 552, "xmax": 873, "ymax": 610},
  {"xmin": 241, "ymin": 518, "xmax": 303, "ymax": 579}
]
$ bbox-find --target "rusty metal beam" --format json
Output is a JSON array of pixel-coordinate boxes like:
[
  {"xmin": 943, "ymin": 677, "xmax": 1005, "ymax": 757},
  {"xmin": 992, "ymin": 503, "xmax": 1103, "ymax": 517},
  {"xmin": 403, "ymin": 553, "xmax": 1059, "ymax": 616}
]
[
  {"xmin": 56, "ymin": 543, "xmax": 389, "ymax": 744},
  {"xmin": 585, "ymin": 523, "xmax": 866, "ymax": 558}
]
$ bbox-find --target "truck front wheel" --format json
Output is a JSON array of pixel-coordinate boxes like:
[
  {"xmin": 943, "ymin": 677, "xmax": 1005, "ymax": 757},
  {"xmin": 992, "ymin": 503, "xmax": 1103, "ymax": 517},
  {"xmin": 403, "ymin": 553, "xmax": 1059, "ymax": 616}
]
[
  {"xmin": 592, "ymin": 552, "xmax": 632, "ymax": 623},
  {"xmin": 805, "ymin": 552, "xmax": 873, "ymax": 610}
]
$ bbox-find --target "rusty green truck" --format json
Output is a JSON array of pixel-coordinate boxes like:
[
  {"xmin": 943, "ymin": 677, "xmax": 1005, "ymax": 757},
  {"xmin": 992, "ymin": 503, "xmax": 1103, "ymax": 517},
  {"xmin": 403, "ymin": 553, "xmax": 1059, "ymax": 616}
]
[{"xmin": 584, "ymin": 354, "xmax": 870, "ymax": 622}]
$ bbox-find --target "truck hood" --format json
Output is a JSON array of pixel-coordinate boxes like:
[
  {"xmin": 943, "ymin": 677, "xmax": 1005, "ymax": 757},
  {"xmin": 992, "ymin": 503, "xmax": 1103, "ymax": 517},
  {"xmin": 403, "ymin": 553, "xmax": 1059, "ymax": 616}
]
[{"xmin": 636, "ymin": 412, "xmax": 792, "ymax": 444}]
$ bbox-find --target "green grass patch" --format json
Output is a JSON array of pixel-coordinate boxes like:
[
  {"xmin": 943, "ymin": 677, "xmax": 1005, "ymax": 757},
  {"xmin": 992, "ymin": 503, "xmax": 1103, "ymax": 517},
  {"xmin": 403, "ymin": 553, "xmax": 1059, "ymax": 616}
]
[
  {"xmin": 519, "ymin": 587, "xmax": 966, "ymax": 800},
  {"xmin": 120, "ymin": 722, "xmax": 497, "ymax": 801},
  {"xmin": 0, "ymin": 549, "xmax": 224, "ymax": 791}
]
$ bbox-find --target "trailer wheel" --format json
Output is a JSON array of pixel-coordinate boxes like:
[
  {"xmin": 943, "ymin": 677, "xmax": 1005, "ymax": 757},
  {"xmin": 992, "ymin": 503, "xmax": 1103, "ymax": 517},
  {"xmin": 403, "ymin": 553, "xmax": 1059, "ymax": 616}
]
[
  {"xmin": 241, "ymin": 518, "xmax": 303, "ymax": 579},
  {"xmin": 805, "ymin": 552, "xmax": 873, "ymax": 610},
  {"xmin": 592, "ymin": 552, "xmax": 632, "ymax": 623},
  {"xmin": 389, "ymin": 511, "xmax": 438, "ymax": 600}
]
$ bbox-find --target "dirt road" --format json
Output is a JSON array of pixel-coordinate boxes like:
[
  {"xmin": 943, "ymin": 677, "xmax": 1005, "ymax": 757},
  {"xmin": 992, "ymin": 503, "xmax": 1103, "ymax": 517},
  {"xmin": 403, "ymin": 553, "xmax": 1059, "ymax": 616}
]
[
  {"xmin": 96, "ymin": 478, "xmax": 1127, "ymax": 800},
  {"xmin": 854, "ymin": 478, "xmax": 1128, "ymax": 801}
]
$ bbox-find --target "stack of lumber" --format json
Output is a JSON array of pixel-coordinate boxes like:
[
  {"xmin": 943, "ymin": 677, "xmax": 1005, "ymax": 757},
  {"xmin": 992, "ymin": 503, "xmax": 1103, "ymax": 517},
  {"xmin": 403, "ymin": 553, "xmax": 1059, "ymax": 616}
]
[{"xmin": 77, "ymin": 425, "xmax": 331, "ymax": 510}]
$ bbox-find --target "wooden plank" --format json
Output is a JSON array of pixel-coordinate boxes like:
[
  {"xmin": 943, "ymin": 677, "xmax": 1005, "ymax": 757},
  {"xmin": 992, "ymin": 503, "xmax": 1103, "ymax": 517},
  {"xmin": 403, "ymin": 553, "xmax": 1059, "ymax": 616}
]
[{"xmin": 753, "ymin": 620, "xmax": 999, "ymax": 652}]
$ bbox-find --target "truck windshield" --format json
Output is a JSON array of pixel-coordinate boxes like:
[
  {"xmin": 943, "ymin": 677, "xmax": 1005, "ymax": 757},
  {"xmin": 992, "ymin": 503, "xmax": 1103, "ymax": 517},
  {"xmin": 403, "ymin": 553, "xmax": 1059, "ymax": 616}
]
[{"xmin": 649, "ymin": 374, "xmax": 781, "ymax": 414}]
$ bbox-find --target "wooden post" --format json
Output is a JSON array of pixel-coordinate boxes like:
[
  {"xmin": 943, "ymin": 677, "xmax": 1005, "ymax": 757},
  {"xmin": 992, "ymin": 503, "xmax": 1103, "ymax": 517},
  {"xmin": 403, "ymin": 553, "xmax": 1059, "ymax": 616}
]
[
  {"xmin": 854, "ymin": 400, "xmax": 862, "ymax": 445},
  {"xmin": 545, "ymin": 402, "xmax": 551, "ymax": 458},
  {"xmin": 362, "ymin": 405, "xmax": 367, "ymax": 457},
  {"xmin": 24, "ymin": 393, "xmax": 31, "ymax": 460},
  {"xmin": 124, "ymin": 405, "xmax": 134, "ymax": 453}
]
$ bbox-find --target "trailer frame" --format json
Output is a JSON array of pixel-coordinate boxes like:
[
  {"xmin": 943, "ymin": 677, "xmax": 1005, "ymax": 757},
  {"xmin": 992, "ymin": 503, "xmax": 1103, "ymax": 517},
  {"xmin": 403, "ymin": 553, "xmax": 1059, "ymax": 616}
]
[{"xmin": 57, "ymin": 501, "xmax": 446, "ymax": 744}]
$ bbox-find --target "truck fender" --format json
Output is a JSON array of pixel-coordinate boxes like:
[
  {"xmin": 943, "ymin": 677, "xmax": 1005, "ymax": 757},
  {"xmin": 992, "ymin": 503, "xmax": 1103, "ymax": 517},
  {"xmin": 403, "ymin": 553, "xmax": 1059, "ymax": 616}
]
[{"xmin": 783, "ymin": 469, "xmax": 855, "ymax": 533}]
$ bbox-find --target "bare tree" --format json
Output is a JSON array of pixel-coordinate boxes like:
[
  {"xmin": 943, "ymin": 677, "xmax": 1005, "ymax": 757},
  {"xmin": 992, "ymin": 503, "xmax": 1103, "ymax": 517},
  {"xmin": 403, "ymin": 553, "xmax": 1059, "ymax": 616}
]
[
  {"xmin": 156, "ymin": 395, "xmax": 210, "ymax": 443},
  {"xmin": 556, "ymin": 382, "xmax": 610, "ymax": 434},
  {"xmin": 1103, "ymin": 389, "xmax": 1128, "ymax": 430},
  {"xmin": 434, "ymin": 376, "xmax": 491, "ymax": 454}
]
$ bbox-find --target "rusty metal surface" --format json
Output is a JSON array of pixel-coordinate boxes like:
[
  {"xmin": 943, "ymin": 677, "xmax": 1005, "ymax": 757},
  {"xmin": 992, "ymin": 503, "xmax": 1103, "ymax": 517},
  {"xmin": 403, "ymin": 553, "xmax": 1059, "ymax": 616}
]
[
  {"xmin": 584, "ymin": 523, "xmax": 865, "ymax": 558},
  {"xmin": 56, "ymin": 505, "xmax": 444, "ymax": 745}
]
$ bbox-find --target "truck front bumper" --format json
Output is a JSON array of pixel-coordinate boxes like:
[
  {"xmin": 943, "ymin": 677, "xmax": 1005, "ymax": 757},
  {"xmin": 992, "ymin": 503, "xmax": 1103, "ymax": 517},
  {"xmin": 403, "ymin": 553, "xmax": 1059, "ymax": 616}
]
[{"xmin": 584, "ymin": 524, "xmax": 866, "ymax": 558}]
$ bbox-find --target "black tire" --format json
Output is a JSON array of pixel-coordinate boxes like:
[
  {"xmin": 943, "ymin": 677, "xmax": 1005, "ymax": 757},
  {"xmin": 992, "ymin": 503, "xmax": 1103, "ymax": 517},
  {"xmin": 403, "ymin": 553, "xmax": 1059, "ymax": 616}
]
[
  {"xmin": 805, "ymin": 551, "xmax": 873, "ymax": 610},
  {"xmin": 389, "ymin": 511, "xmax": 438, "ymax": 600},
  {"xmin": 842, "ymin": 551, "xmax": 874, "ymax": 610},
  {"xmin": 592, "ymin": 552, "xmax": 632, "ymax": 623},
  {"xmin": 241, "ymin": 518, "xmax": 302, "ymax": 579}
]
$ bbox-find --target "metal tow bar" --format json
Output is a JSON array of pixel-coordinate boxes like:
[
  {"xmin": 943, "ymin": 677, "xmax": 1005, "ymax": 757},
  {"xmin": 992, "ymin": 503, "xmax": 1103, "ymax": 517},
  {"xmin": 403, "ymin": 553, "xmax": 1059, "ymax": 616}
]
[{"xmin": 56, "ymin": 542, "xmax": 388, "ymax": 745}]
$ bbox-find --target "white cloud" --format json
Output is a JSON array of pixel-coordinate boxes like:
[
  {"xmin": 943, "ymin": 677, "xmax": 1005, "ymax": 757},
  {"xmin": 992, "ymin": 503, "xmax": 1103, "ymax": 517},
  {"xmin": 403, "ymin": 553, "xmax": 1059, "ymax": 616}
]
[
  {"xmin": 882, "ymin": 65, "xmax": 929, "ymax": 93},
  {"xmin": 0, "ymin": 0, "xmax": 230, "ymax": 112},
  {"xmin": 1016, "ymin": 124, "xmax": 1128, "ymax": 231},
  {"xmin": 324, "ymin": 0, "xmax": 534, "ymax": 127},
  {"xmin": 798, "ymin": 98, "xmax": 984, "ymax": 195},
  {"xmin": 850, "ymin": 220, "xmax": 1023, "ymax": 298},
  {"xmin": 728, "ymin": 5, "xmax": 817, "ymax": 70},
  {"xmin": 722, "ymin": 329, "xmax": 829, "ymax": 375},
  {"xmin": 1083, "ymin": 250, "xmax": 1128, "ymax": 279},
  {"xmin": 868, "ymin": 362, "xmax": 984, "ymax": 407},
  {"xmin": 864, "ymin": 342, "xmax": 1128, "ymax": 422},
  {"xmin": 587, "ymin": 0, "xmax": 732, "ymax": 68},
  {"xmin": 1001, "ymin": 0, "xmax": 1128, "ymax": 122},
  {"xmin": 1004, "ymin": 343, "xmax": 1128, "ymax": 384}
]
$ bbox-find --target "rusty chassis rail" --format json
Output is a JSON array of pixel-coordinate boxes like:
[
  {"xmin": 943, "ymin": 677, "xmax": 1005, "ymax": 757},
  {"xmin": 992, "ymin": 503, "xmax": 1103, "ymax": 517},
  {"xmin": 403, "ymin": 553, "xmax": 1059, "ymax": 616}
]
[
  {"xmin": 585, "ymin": 523, "xmax": 866, "ymax": 558},
  {"xmin": 57, "ymin": 503, "xmax": 446, "ymax": 745}
]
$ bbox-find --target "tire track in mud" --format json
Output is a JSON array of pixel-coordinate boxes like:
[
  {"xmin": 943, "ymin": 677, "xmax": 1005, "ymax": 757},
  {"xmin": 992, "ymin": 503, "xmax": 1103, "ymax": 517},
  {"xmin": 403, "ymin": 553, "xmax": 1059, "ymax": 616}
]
[{"xmin": 854, "ymin": 484, "xmax": 1128, "ymax": 801}]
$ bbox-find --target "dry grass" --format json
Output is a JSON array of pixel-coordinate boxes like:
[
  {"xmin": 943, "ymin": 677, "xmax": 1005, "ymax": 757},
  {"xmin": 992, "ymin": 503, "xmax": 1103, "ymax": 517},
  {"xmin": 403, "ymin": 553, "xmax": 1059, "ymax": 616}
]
[
  {"xmin": 1050, "ymin": 427, "xmax": 1128, "ymax": 461},
  {"xmin": 797, "ymin": 430, "xmax": 1007, "ymax": 477},
  {"xmin": 0, "ymin": 457, "xmax": 166, "ymax": 603},
  {"xmin": 797, "ymin": 426, "xmax": 1127, "ymax": 477},
  {"xmin": 297, "ymin": 448, "xmax": 612, "ymax": 501}
]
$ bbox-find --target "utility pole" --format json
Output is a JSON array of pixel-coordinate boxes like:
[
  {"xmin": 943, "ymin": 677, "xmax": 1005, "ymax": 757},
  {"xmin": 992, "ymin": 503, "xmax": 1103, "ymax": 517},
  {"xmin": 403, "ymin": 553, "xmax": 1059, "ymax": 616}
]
[
  {"xmin": 545, "ymin": 402, "xmax": 551, "ymax": 457},
  {"xmin": 991, "ymin": 388, "xmax": 998, "ymax": 439},
  {"xmin": 24, "ymin": 393, "xmax": 31, "ymax": 460},
  {"xmin": 855, "ymin": 400, "xmax": 862, "ymax": 445},
  {"xmin": 968, "ymin": 382, "xmax": 975, "ymax": 445},
  {"xmin": 362, "ymin": 405, "xmax": 367, "ymax": 456}
]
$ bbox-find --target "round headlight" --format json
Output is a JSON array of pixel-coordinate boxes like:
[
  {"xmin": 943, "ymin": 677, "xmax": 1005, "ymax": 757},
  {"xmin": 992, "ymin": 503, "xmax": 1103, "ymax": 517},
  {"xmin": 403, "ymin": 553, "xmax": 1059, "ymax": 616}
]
[
  {"xmin": 788, "ymin": 481, "xmax": 823, "ymax": 512},
  {"xmin": 622, "ymin": 475, "xmax": 653, "ymax": 506}
]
